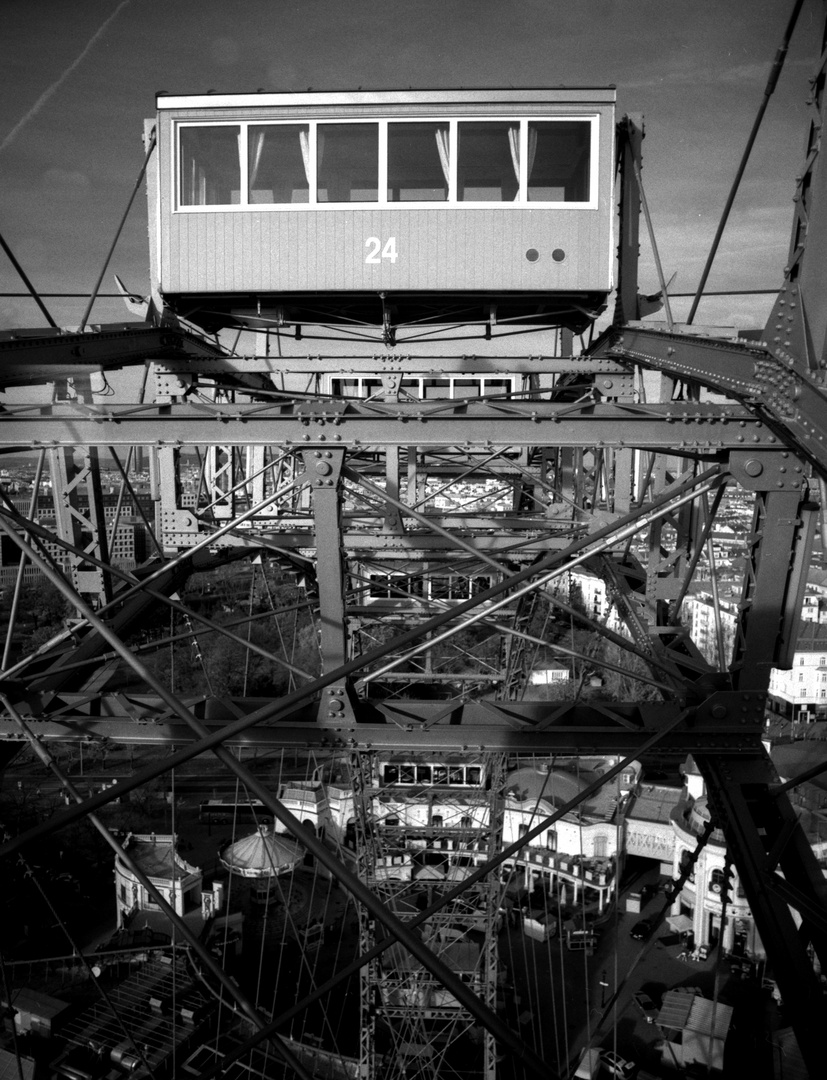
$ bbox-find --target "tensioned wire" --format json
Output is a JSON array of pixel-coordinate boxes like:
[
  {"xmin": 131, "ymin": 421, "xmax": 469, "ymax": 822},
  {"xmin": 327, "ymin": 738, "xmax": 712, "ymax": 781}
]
[
  {"xmin": 245, "ymin": 756, "xmax": 348, "ymax": 1071},
  {"xmin": 194, "ymin": 727, "xmax": 690, "ymax": 1080},
  {"xmin": 211, "ymin": 766, "xmax": 244, "ymax": 1055}
]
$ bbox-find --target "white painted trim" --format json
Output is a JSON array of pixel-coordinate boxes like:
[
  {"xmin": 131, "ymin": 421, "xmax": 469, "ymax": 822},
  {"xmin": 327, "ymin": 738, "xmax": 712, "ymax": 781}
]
[
  {"xmin": 171, "ymin": 115, "xmax": 601, "ymax": 213},
  {"xmin": 157, "ymin": 88, "xmax": 616, "ymax": 110}
]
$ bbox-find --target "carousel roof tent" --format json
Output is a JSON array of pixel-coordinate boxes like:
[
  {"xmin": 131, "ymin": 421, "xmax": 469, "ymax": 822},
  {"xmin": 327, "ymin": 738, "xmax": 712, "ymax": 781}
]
[{"xmin": 219, "ymin": 824, "xmax": 304, "ymax": 878}]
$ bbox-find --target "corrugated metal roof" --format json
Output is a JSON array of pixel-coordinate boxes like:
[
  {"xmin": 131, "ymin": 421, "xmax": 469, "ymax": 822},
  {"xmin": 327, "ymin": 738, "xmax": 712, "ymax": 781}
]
[
  {"xmin": 0, "ymin": 1048, "xmax": 35, "ymax": 1080},
  {"xmin": 687, "ymin": 996, "xmax": 733, "ymax": 1039},
  {"xmin": 656, "ymin": 989, "xmax": 695, "ymax": 1031}
]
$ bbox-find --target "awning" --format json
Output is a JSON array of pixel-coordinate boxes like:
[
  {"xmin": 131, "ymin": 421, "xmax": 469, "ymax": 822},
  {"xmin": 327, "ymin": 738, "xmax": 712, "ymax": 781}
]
[{"xmin": 667, "ymin": 914, "xmax": 693, "ymax": 933}]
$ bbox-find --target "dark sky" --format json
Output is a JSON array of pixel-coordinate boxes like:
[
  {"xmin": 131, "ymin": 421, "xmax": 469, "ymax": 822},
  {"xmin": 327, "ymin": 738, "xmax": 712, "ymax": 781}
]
[{"xmin": 0, "ymin": 0, "xmax": 820, "ymax": 335}]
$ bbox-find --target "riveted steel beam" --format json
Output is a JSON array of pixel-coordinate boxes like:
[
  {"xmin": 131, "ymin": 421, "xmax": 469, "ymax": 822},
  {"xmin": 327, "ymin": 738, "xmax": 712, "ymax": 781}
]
[
  {"xmin": 0, "ymin": 694, "xmax": 766, "ymax": 754},
  {"xmin": 602, "ymin": 325, "xmax": 827, "ymax": 477},
  {"xmin": 0, "ymin": 400, "xmax": 776, "ymax": 451},
  {"xmin": 150, "ymin": 353, "xmax": 631, "ymax": 376},
  {"xmin": 0, "ymin": 324, "xmax": 225, "ymax": 387}
]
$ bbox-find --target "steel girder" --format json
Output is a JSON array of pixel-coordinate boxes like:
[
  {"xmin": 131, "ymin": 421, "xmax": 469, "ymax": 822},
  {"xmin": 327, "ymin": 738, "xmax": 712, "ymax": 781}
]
[
  {"xmin": 141, "ymin": 352, "xmax": 629, "ymax": 377},
  {"xmin": 0, "ymin": 398, "xmax": 782, "ymax": 451},
  {"xmin": 0, "ymin": 691, "xmax": 767, "ymax": 754},
  {"xmin": 0, "ymin": 323, "xmax": 225, "ymax": 387},
  {"xmin": 597, "ymin": 324, "xmax": 827, "ymax": 478}
]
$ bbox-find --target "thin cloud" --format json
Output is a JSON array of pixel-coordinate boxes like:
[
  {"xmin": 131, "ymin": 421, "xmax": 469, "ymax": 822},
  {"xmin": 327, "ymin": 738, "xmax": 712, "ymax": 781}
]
[
  {"xmin": 42, "ymin": 167, "xmax": 91, "ymax": 191},
  {"xmin": 0, "ymin": 0, "xmax": 132, "ymax": 155},
  {"xmin": 623, "ymin": 54, "xmax": 811, "ymax": 91}
]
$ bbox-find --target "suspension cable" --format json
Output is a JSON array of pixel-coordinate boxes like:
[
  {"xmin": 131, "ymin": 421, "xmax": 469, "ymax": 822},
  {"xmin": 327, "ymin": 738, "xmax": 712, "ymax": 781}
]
[
  {"xmin": 0, "ymin": 228, "xmax": 57, "ymax": 327},
  {"xmin": 687, "ymin": 0, "xmax": 806, "ymax": 323},
  {"xmin": 78, "ymin": 129, "xmax": 157, "ymax": 331}
]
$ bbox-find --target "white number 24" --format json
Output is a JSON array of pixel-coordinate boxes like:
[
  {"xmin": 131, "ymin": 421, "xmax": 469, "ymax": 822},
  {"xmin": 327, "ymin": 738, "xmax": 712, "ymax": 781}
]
[{"xmin": 365, "ymin": 236, "xmax": 398, "ymax": 264}]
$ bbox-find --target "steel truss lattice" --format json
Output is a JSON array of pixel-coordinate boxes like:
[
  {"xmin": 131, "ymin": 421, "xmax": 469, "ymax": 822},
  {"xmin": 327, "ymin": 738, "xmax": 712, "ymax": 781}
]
[{"xmin": 3, "ymin": 18, "xmax": 827, "ymax": 1080}]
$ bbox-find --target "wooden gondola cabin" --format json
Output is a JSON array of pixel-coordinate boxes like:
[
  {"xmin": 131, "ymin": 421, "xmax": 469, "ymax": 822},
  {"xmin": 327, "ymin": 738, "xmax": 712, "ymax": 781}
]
[{"xmin": 148, "ymin": 88, "xmax": 616, "ymax": 336}]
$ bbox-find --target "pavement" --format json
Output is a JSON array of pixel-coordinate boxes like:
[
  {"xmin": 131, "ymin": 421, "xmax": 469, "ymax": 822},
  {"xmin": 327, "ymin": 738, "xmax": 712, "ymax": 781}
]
[{"xmin": 568, "ymin": 870, "xmax": 779, "ymax": 1079}]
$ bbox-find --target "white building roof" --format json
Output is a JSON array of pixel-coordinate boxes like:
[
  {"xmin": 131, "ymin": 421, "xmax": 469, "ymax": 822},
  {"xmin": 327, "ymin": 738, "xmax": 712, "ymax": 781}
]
[
  {"xmin": 220, "ymin": 825, "xmax": 304, "ymax": 878},
  {"xmin": 503, "ymin": 765, "xmax": 617, "ymax": 822},
  {"xmin": 122, "ymin": 833, "xmax": 200, "ymax": 882}
]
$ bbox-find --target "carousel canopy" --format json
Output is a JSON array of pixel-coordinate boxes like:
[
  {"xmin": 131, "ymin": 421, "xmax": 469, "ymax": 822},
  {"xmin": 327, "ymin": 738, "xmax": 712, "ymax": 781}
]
[{"xmin": 219, "ymin": 824, "xmax": 303, "ymax": 878}]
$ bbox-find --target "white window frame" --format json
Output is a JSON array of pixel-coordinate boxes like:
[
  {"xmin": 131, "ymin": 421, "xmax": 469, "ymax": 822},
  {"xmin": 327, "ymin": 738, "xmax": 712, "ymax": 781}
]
[
  {"xmin": 324, "ymin": 373, "xmax": 519, "ymax": 398},
  {"xmin": 173, "ymin": 115, "xmax": 600, "ymax": 212}
]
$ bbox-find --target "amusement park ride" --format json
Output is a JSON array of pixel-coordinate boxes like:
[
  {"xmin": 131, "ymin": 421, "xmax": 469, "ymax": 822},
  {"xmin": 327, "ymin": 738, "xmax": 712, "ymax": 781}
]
[{"xmin": 2, "ymin": 5, "xmax": 827, "ymax": 1079}]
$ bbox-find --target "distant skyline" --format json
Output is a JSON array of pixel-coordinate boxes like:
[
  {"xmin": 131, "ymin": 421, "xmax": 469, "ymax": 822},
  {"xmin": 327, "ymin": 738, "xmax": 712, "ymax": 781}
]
[{"xmin": 0, "ymin": 0, "xmax": 820, "ymax": 340}]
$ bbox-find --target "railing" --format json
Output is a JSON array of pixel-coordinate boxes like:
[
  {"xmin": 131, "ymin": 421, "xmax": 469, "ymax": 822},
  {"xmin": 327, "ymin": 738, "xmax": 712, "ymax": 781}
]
[{"xmin": 526, "ymin": 849, "xmax": 614, "ymax": 885}]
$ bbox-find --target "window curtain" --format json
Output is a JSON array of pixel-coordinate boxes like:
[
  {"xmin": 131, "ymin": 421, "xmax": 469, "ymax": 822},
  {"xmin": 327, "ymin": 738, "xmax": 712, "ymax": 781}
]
[
  {"xmin": 508, "ymin": 125, "xmax": 520, "ymax": 200},
  {"xmin": 527, "ymin": 126, "xmax": 538, "ymax": 178},
  {"xmin": 434, "ymin": 126, "xmax": 450, "ymax": 189},
  {"xmin": 186, "ymin": 153, "xmax": 199, "ymax": 205},
  {"xmin": 300, "ymin": 127, "xmax": 320, "ymax": 187},
  {"xmin": 181, "ymin": 130, "xmax": 204, "ymax": 205},
  {"xmin": 236, "ymin": 128, "xmax": 246, "ymax": 203},
  {"xmin": 248, "ymin": 129, "xmax": 266, "ymax": 191},
  {"xmin": 507, "ymin": 125, "xmax": 538, "ymax": 200}
]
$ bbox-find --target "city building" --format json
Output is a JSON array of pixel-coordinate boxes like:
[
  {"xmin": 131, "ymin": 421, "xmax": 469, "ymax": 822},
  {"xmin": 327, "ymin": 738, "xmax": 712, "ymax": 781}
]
[
  {"xmin": 666, "ymin": 759, "xmax": 756, "ymax": 956},
  {"xmin": 768, "ymin": 623, "xmax": 827, "ymax": 724},
  {"xmin": 551, "ymin": 568, "xmax": 625, "ymax": 635},
  {"xmin": 681, "ymin": 590, "xmax": 739, "ymax": 668},
  {"xmin": 114, "ymin": 832, "xmax": 222, "ymax": 928},
  {"xmin": 801, "ymin": 568, "xmax": 827, "ymax": 624},
  {"xmin": 528, "ymin": 661, "xmax": 571, "ymax": 684}
]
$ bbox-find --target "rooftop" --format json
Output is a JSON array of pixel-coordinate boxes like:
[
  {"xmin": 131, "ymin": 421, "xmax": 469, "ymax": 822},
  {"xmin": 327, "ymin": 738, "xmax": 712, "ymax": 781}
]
[
  {"xmin": 120, "ymin": 833, "xmax": 200, "ymax": 881},
  {"xmin": 0, "ymin": 1048, "xmax": 35, "ymax": 1080},
  {"xmin": 219, "ymin": 825, "xmax": 304, "ymax": 878},
  {"xmin": 795, "ymin": 622, "xmax": 827, "ymax": 650},
  {"xmin": 686, "ymin": 994, "xmax": 734, "ymax": 1039},
  {"xmin": 626, "ymin": 782, "xmax": 682, "ymax": 825},
  {"xmin": 770, "ymin": 741, "xmax": 827, "ymax": 793},
  {"xmin": 2, "ymin": 987, "xmax": 69, "ymax": 1020},
  {"xmin": 503, "ymin": 765, "xmax": 618, "ymax": 822},
  {"xmin": 156, "ymin": 87, "xmax": 618, "ymax": 110}
]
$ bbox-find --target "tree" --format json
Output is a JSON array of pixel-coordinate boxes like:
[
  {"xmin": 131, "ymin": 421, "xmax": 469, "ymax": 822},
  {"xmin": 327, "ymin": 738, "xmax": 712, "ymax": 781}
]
[
  {"xmin": 0, "ymin": 578, "xmax": 74, "ymax": 655},
  {"xmin": 595, "ymin": 642, "xmax": 663, "ymax": 703},
  {"xmin": 24, "ymin": 579, "xmax": 73, "ymax": 627}
]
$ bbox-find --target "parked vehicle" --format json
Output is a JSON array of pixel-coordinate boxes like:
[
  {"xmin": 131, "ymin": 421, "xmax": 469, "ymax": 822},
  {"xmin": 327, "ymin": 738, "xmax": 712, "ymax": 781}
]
[
  {"xmin": 632, "ymin": 990, "xmax": 658, "ymax": 1024},
  {"xmin": 601, "ymin": 1050, "xmax": 636, "ymax": 1078},
  {"xmin": 566, "ymin": 929, "xmax": 597, "ymax": 951},
  {"xmin": 629, "ymin": 918, "xmax": 654, "ymax": 941}
]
